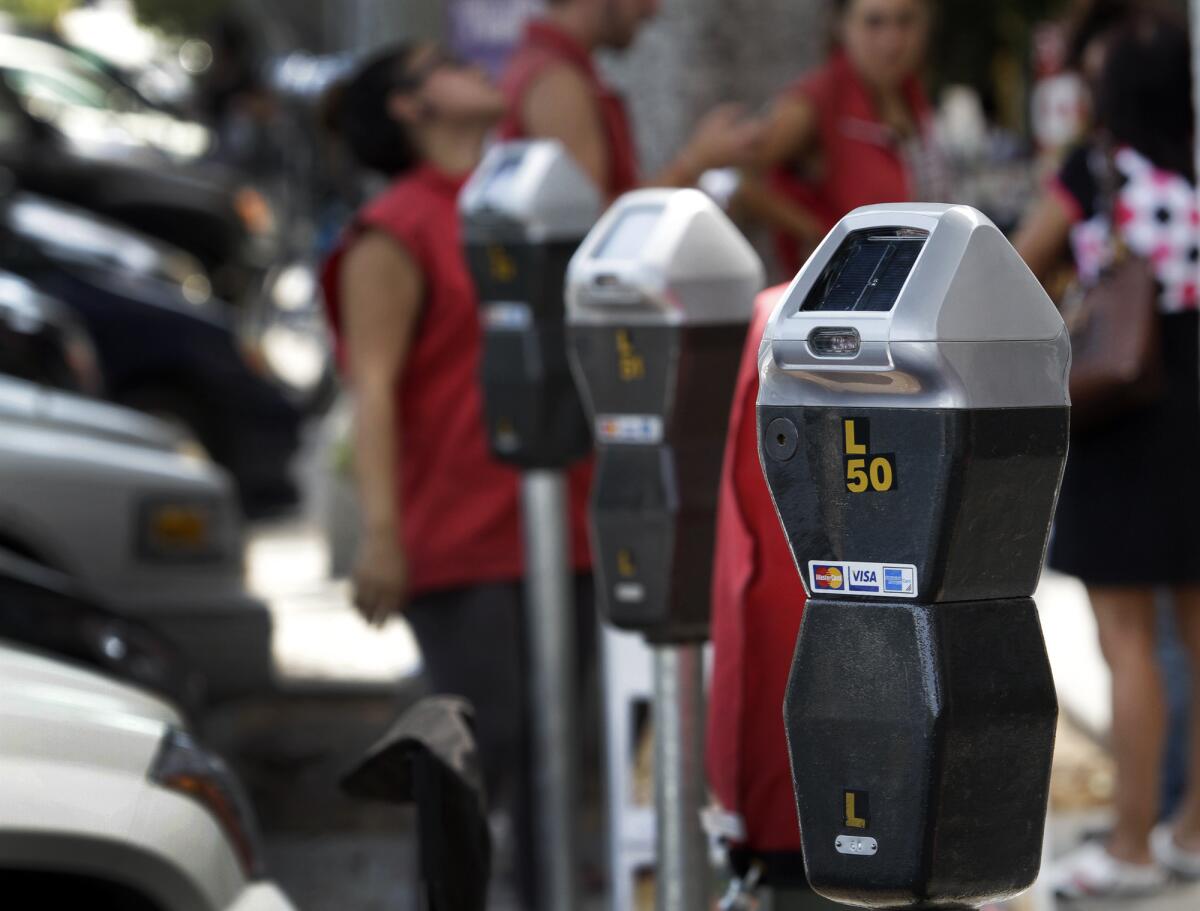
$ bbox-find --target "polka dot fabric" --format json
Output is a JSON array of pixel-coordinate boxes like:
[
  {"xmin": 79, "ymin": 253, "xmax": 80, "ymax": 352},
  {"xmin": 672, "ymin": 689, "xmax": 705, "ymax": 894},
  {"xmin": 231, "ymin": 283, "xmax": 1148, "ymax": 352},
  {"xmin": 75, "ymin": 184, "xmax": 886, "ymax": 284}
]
[{"xmin": 1070, "ymin": 147, "xmax": 1200, "ymax": 313}]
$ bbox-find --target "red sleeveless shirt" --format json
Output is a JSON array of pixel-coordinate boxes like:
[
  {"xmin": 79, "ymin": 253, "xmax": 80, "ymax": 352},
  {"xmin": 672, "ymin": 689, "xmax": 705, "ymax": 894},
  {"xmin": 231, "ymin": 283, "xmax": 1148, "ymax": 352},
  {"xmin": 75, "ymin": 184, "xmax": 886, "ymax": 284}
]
[
  {"xmin": 771, "ymin": 52, "xmax": 934, "ymax": 275},
  {"xmin": 707, "ymin": 285, "xmax": 807, "ymax": 854},
  {"xmin": 498, "ymin": 19, "xmax": 640, "ymax": 200},
  {"xmin": 321, "ymin": 165, "xmax": 593, "ymax": 596}
]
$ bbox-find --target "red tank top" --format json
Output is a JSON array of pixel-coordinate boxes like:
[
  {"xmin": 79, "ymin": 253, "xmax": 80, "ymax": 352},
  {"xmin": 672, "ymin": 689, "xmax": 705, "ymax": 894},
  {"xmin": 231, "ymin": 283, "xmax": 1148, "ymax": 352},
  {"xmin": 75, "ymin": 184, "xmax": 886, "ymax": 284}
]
[
  {"xmin": 771, "ymin": 52, "xmax": 933, "ymax": 275},
  {"xmin": 321, "ymin": 165, "xmax": 592, "ymax": 596},
  {"xmin": 498, "ymin": 19, "xmax": 640, "ymax": 200},
  {"xmin": 707, "ymin": 285, "xmax": 807, "ymax": 854}
]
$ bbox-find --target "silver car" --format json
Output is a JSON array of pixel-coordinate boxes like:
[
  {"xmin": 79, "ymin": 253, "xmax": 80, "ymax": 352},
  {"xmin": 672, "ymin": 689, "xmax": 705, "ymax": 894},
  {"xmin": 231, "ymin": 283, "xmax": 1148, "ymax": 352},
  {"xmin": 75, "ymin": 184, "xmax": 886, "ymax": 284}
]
[{"xmin": 0, "ymin": 375, "xmax": 271, "ymax": 698}]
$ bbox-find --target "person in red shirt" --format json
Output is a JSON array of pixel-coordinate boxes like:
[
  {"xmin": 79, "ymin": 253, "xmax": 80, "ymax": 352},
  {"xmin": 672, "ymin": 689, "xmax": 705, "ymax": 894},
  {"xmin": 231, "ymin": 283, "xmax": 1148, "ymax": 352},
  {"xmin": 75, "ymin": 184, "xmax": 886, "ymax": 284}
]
[
  {"xmin": 708, "ymin": 4, "xmax": 936, "ymax": 905},
  {"xmin": 320, "ymin": 45, "xmax": 591, "ymax": 906},
  {"xmin": 737, "ymin": 0, "xmax": 941, "ymax": 276},
  {"xmin": 498, "ymin": 0, "xmax": 762, "ymax": 200}
]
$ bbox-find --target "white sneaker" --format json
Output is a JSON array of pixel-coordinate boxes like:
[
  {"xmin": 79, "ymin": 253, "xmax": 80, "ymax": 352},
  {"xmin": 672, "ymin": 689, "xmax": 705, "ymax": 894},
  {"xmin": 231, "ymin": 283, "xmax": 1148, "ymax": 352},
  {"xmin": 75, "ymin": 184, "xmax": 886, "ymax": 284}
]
[
  {"xmin": 1052, "ymin": 841, "xmax": 1169, "ymax": 899},
  {"xmin": 1152, "ymin": 824, "xmax": 1200, "ymax": 880}
]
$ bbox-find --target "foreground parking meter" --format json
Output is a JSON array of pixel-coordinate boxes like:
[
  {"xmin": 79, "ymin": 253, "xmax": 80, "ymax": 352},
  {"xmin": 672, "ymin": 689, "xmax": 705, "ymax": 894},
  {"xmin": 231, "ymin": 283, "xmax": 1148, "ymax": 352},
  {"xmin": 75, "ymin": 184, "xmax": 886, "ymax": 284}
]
[
  {"xmin": 461, "ymin": 140, "xmax": 602, "ymax": 911},
  {"xmin": 567, "ymin": 189, "xmax": 764, "ymax": 911},
  {"xmin": 757, "ymin": 204, "xmax": 1069, "ymax": 908}
]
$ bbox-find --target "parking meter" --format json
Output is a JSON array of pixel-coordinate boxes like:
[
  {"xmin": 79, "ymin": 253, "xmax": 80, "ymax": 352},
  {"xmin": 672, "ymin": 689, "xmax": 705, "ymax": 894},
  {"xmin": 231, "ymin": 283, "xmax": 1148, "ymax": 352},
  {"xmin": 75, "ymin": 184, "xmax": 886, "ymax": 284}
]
[
  {"xmin": 461, "ymin": 140, "xmax": 600, "ymax": 468},
  {"xmin": 567, "ymin": 189, "xmax": 764, "ymax": 643},
  {"xmin": 568, "ymin": 189, "xmax": 764, "ymax": 911},
  {"xmin": 461, "ymin": 140, "xmax": 602, "ymax": 911},
  {"xmin": 757, "ymin": 204, "xmax": 1069, "ymax": 908}
]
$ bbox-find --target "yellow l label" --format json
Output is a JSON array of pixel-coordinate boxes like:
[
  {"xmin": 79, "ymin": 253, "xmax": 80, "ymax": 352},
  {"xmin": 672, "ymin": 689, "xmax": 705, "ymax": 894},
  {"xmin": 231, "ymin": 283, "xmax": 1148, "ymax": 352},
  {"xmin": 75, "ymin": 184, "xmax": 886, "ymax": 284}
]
[
  {"xmin": 487, "ymin": 245, "xmax": 517, "ymax": 283},
  {"xmin": 615, "ymin": 330, "xmax": 646, "ymax": 382},
  {"xmin": 844, "ymin": 791, "xmax": 868, "ymax": 830},
  {"xmin": 844, "ymin": 419, "xmax": 868, "ymax": 455},
  {"xmin": 617, "ymin": 548, "xmax": 637, "ymax": 578}
]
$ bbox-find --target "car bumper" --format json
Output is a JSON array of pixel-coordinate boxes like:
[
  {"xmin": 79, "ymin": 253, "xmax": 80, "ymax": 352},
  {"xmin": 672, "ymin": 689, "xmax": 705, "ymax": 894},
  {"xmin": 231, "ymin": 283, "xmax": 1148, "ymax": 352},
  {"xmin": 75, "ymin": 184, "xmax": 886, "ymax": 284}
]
[{"xmin": 125, "ymin": 593, "xmax": 274, "ymax": 702}]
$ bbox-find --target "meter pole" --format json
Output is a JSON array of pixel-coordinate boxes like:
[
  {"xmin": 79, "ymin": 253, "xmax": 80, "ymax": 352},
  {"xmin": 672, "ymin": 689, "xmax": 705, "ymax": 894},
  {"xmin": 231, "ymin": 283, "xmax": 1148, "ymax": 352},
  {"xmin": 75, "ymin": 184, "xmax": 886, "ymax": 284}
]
[
  {"xmin": 653, "ymin": 643, "xmax": 708, "ymax": 911},
  {"xmin": 521, "ymin": 469, "xmax": 580, "ymax": 911}
]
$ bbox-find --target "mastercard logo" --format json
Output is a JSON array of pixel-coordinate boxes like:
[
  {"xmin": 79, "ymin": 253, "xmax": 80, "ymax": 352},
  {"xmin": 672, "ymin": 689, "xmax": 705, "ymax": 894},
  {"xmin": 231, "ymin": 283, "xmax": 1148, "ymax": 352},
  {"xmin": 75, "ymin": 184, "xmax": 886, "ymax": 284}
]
[{"xmin": 814, "ymin": 565, "xmax": 844, "ymax": 590}]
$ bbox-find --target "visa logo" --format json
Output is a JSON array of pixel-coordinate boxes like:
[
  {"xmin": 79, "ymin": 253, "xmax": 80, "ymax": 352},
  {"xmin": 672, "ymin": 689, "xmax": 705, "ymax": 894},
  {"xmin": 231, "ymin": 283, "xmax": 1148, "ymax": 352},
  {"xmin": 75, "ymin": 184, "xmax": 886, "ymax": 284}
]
[{"xmin": 849, "ymin": 568, "xmax": 881, "ymax": 593}]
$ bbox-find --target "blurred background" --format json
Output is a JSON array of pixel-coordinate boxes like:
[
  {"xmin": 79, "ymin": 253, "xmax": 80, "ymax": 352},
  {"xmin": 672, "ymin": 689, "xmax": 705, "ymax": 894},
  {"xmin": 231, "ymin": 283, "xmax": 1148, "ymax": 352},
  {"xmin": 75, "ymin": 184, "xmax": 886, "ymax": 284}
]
[{"xmin": 0, "ymin": 0, "xmax": 1195, "ymax": 910}]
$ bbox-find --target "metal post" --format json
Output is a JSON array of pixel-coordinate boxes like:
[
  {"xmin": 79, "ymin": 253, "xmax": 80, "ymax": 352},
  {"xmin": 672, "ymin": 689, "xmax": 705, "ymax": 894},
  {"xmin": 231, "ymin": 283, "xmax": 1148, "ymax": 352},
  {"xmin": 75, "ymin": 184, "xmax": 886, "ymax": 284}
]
[
  {"xmin": 653, "ymin": 644, "xmax": 708, "ymax": 911},
  {"xmin": 520, "ymin": 470, "xmax": 579, "ymax": 911}
]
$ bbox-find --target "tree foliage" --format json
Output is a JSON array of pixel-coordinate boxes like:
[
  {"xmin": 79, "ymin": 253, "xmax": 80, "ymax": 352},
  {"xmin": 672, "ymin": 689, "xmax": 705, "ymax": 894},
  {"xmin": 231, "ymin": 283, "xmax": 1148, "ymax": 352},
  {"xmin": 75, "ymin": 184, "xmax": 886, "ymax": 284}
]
[
  {"xmin": 0, "ymin": 0, "xmax": 79, "ymax": 26},
  {"xmin": 127, "ymin": 0, "xmax": 232, "ymax": 35}
]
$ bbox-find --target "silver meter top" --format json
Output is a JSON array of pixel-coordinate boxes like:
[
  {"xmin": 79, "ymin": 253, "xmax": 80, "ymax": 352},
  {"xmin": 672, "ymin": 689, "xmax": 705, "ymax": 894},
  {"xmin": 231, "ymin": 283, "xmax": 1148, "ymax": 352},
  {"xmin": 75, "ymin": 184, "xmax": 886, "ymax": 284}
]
[
  {"xmin": 460, "ymin": 140, "xmax": 601, "ymax": 242},
  {"xmin": 567, "ymin": 189, "xmax": 765, "ymax": 326},
  {"xmin": 760, "ymin": 203, "xmax": 1071, "ymax": 410}
]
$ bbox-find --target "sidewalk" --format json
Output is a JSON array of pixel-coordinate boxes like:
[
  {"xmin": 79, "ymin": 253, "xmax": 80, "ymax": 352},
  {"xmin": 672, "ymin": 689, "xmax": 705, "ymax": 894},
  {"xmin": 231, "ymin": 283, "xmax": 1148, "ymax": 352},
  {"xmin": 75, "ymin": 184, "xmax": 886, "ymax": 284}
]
[
  {"xmin": 1036, "ymin": 573, "xmax": 1200, "ymax": 911},
  {"xmin": 245, "ymin": 516, "xmax": 421, "ymax": 691}
]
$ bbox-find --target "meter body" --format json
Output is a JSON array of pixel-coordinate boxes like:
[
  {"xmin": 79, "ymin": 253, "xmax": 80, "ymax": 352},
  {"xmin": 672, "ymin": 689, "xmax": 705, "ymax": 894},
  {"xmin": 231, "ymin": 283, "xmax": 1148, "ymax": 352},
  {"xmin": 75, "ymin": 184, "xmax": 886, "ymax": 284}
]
[
  {"xmin": 567, "ymin": 189, "xmax": 764, "ymax": 643},
  {"xmin": 757, "ymin": 204, "xmax": 1070, "ymax": 907},
  {"xmin": 461, "ymin": 140, "xmax": 601, "ymax": 468}
]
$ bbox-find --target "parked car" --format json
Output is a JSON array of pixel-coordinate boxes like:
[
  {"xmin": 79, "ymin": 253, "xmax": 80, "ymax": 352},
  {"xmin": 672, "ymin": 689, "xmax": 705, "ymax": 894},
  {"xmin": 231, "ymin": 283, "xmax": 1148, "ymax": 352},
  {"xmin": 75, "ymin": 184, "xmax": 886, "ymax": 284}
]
[
  {"xmin": 0, "ymin": 191, "xmax": 302, "ymax": 513},
  {"xmin": 0, "ymin": 268, "xmax": 101, "ymax": 395},
  {"xmin": 0, "ymin": 639, "xmax": 296, "ymax": 911},
  {"xmin": 0, "ymin": 374, "xmax": 273, "ymax": 698},
  {"xmin": 0, "ymin": 32, "xmax": 275, "ymax": 305},
  {"xmin": 0, "ymin": 544, "xmax": 204, "ymax": 714}
]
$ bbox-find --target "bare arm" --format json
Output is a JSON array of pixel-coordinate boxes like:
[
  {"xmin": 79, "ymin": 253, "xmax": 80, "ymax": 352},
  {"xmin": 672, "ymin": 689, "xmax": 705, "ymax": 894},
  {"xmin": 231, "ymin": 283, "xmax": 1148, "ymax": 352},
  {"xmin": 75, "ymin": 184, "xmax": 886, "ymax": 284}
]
[
  {"xmin": 340, "ymin": 230, "xmax": 422, "ymax": 624},
  {"xmin": 734, "ymin": 94, "xmax": 825, "ymax": 249},
  {"xmin": 1013, "ymin": 192, "xmax": 1075, "ymax": 287},
  {"xmin": 523, "ymin": 64, "xmax": 611, "ymax": 194},
  {"xmin": 522, "ymin": 64, "xmax": 763, "ymax": 195},
  {"xmin": 651, "ymin": 103, "xmax": 764, "ymax": 189}
]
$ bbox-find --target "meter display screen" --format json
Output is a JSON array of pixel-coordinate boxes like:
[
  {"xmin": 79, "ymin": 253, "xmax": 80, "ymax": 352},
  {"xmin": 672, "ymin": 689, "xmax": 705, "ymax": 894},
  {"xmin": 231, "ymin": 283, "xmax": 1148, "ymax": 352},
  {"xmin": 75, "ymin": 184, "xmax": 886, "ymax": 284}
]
[
  {"xmin": 799, "ymin": 227, "xmax": 929, "ymax": 313},
  {"xmin": 482, "ymin": 152, "xmax": 525, "ymax": 201},
  {"xmin": 593, "ymin": 205, "xmax": 664, "ymax": 260}
]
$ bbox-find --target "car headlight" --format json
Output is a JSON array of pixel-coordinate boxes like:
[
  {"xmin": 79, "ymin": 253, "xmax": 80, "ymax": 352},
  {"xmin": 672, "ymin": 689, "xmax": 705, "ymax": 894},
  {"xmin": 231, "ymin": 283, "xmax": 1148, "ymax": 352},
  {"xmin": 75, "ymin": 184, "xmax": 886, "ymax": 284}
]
[
  {"xmin": 270, "ymin": 263, "xmax": 317, "ymax": 313},
  {"xmin": 136, "ymin": 498, "xmax": 224, "ymax": 562},
  {"xmin": 149, "ymin": 728, "xmax": 264, "ymax": 879}
]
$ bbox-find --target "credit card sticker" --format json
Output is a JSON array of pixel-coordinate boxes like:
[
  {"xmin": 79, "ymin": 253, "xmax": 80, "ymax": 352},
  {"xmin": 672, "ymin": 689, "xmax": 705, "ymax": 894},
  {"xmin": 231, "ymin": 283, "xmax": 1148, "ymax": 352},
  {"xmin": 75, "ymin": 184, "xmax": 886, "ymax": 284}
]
[
  {"xmin": 808, "ymin": 561, "xmax": 917, "ymax": 599},
  {"xmin": 595, "ymin": 414, "xmax": 663, "ymax": 445}
]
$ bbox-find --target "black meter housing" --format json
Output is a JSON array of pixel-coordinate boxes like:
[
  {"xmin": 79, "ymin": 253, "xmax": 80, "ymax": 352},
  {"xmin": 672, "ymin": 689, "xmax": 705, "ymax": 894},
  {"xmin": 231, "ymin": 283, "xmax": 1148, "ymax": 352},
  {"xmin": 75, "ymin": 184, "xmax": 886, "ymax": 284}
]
[
  {"xmin": 567, "ymin": 190, "xmax": 764, "ymax": 643},
  {"xmin": 757, "ymin": 204, "xmax": 1071, "ymax": 908},
  {"xmin": 460, "ymin": 141, "xmax": 601, "ymax": 468}
]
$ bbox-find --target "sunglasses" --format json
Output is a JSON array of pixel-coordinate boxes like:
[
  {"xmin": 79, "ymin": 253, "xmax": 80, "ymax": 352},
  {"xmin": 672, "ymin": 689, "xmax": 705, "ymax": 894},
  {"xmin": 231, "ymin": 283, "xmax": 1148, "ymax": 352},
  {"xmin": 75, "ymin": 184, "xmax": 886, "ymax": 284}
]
[{"xmin": 394, "ymin": 48, "xmax": 470, "ymax": 92}]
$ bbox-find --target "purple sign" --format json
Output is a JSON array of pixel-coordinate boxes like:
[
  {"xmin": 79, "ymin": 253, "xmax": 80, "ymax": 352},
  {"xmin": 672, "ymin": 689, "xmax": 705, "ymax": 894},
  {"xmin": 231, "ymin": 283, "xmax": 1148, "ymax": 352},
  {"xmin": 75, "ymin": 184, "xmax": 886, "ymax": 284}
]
[{"xmin": 447, "ymin": 0, "xmax": 545, "ymax": 77}]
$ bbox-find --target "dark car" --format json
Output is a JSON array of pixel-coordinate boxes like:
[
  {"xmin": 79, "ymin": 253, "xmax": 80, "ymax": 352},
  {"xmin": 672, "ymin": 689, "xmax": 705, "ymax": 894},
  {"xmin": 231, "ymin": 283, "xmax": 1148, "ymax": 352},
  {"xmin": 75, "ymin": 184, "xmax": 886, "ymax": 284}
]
[
  {"xmin": 0, "ymin": 32, "xmax": 275, "ymax": 305},
  {"xmin": 0, "ymin": 545, "xmax": 205, "ymax": 716},
  {"xmin": 0, "ymin": 192, "xmax": 301, "ymax": 514},
  {"xmin": 0, "ymin": 268, "xmax": 101, "ymax": 395}
]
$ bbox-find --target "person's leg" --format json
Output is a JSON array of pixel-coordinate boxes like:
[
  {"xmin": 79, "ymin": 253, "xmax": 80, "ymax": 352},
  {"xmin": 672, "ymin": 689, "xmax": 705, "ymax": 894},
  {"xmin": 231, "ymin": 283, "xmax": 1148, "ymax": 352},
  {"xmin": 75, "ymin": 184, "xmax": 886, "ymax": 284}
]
[
  {"xmin": 1089, "ymin": 586, "xmax": 1165, "ymax": 864},
  {"xmin": 1169, "ymin": 586, "xmax": 1200, "ymax": 850},
  {"xmin": 404, "ymin": 583, "xmax": 535, "ymax": 904},
  {"xmin": 1156, "ymin": 592, "xmax": 1192, "ymax": 820}
]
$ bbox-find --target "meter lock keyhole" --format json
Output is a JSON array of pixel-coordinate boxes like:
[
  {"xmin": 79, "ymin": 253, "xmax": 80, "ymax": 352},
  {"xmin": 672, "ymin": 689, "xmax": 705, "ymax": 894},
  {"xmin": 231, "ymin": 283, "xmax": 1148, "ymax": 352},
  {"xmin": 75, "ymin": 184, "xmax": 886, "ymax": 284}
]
[{"xmin": 766, "ymin": 417, "xmax": 799, "ymax": 462}]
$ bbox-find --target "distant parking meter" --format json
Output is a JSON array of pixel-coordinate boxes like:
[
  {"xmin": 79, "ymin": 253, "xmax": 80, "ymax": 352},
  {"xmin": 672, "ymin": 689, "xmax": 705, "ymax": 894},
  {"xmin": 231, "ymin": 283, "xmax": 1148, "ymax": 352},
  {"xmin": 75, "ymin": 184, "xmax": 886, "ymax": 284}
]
[
  {"xmin": 568, "ymin": 189, "xmax": 764, "ymax": 911},
  {"xmin": 567, "ymin": 189, "xmax": 764, "ymax": 643},
  {"xmin": 757, "ymin": 204, "xmax": 1069, "ymax": 908},
  {"xmin": 461, "ymin": 140, "xmax": 600, "ymax": 468},
  {"xmin": 461, "ymin": 140, "xmax": 603, "ymax": 911}
]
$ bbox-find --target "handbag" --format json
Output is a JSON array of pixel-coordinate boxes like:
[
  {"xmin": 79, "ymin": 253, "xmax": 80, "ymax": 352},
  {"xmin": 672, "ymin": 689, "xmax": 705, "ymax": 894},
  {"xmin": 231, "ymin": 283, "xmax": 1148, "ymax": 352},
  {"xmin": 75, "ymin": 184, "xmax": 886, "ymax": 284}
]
[{"xmin": 1063, "ymin": 150, "xmax": 1166, "ymax": 433}]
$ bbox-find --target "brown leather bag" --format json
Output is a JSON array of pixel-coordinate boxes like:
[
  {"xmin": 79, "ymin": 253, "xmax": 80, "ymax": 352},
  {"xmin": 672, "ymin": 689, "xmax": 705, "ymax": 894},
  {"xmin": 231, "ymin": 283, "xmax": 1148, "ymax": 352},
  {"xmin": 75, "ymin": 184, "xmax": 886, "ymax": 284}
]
[
  {"xmin": 1063, "ymin": 149, "xmax": 1166, "ymax": 433},
  {"xmin": 1065, "ymin": 254, "xmax": 1164, "ymax": 432}
]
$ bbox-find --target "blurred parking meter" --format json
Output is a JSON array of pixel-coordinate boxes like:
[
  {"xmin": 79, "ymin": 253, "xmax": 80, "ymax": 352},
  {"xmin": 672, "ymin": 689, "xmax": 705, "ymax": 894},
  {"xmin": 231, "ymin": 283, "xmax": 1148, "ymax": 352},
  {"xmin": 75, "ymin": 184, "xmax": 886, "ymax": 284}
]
[
  {"xmin": 757, "ymin": 204, "xmax": 1069, "ymax": 908},
  {"xmin": 460, "ymin": 140, "xmax": 600, "ymax": 911},
  {"xmin": 567, "ymin": 190, "xmax": 764, "ymax": 910}
]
